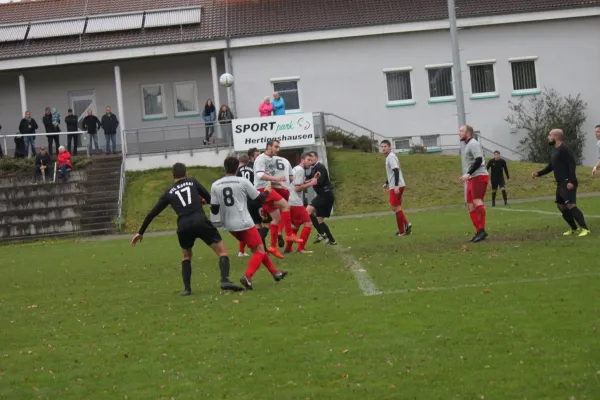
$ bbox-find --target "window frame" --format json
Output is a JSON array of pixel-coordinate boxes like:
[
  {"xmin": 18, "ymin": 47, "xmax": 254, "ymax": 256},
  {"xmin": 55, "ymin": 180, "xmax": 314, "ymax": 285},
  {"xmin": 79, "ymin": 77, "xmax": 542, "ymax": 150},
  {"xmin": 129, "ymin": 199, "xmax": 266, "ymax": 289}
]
[
  {"xmin": 270, "ymin": 76, "xmax": 301, "ymax": 114},
  {"xmin": 383, "ymin": 67, "xmax": 415, "ymax": 107},
  {"xmin": 466, "ymin": 59, "xmax": 499, "ymax": 100},
  {"xmin": 173, "ymin": 80, "xmax": 200, "ymax": 118},
  {"xmin": 508, "ymin": 56, "xmax": 540, "ymax": 96},
  {"xmin": 424, "ymin": 63, "xmax": 456, "ymax": 103},
  {"xmin": 140, "ymin": 83, "xmax": 167, "ymax": 120}
]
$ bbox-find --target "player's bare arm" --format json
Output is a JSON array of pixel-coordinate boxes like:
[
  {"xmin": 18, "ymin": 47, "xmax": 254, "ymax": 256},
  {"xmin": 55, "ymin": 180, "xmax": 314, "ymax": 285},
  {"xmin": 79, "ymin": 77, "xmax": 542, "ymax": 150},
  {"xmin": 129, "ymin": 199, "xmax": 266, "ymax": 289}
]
[{"xmin": 131, "ymin": 197, "xmax": 169, "ymax": 247}]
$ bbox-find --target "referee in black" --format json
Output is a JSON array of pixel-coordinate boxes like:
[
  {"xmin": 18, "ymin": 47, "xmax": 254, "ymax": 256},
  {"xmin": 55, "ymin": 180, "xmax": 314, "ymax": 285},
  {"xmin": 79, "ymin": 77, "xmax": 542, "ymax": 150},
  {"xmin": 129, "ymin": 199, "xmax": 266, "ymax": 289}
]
[
  {"xmin": 486, "ymin": 150, "xmax": 510, "ymax": 207},
  {"xmin": 532, "ymin": 129, "xmax": 590, "ymax": 237},
  {"xmin": 305, "ymin": 151, "xmax": 337, "ymax": 245}
]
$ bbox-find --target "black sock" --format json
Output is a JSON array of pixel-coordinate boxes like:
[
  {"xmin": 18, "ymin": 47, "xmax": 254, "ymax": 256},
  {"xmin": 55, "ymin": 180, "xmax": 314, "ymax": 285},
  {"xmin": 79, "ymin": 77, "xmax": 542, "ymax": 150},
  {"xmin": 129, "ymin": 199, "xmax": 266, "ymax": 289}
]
[
  {"xmin": 259, "ymin": 227, "xmax": 269, "ymax": 247},
  {"xmin": 181, "ymin": 260, "xmax": 192, "ymax": 290},
  {"xmin": 502, "ymin": 190, "xmax": 507, "ymax": 204},
  {"xmin": 320, "ymin": 222, "xmax": 335, "ymax": 242},
  {"xmin": 310, "ymin": 214, "xmax": 324, "ymax": 235},
  {"xmin": 560, "ymin": 209, "xmax": 578, "ymax": 230},
  {"xmin": 219, "ymin": 256, "xmax": 230, "ymax": 283},
  {"xmin": 570, "ymin": 207, "xmax": 588, "ymax": 230},
  {"xmin": 492, "ymin": 191, "xmax": 497, "ymax": 204}
]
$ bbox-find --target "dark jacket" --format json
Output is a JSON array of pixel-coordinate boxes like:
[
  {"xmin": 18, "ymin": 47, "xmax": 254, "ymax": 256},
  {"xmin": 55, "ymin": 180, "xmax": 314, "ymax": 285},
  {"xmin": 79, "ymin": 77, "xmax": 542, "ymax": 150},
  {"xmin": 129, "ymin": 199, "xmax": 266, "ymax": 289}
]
[
  {"xmin": 35, "ymin": 152, "xmax": 52, "ymax": 167},
  {"xmin": 218, "ymin": 109, "xmax": 235, "ymax": 124},
  {"xmin": 65, "ymin": 115, "xmax": 79, "ymax": 132},
  {"xmin": 14, "ymin": 136, "xmax": 25, "ymax": 158},
  {"xmin": 19, "ymin": 118, "xmax": 39, "ymax": 134},
  {"xmin": 101, "ymin": 113, "xmax": 119, "ymax": 135},
  {"xmin": 42, "ymin": 114, "xmax": 60, "ymax": 135},
  {"xmin": 82, "ymin": 115, "xmax": 101, "ymax": 134}
]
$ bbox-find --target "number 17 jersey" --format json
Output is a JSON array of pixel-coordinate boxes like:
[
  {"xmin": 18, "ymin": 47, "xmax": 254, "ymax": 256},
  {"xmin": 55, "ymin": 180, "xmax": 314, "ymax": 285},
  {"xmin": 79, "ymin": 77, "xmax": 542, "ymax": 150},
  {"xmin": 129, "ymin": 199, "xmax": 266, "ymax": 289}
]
[{"xmin": 210, "ymin": 176, "xmax": 261, "ymax": 231}]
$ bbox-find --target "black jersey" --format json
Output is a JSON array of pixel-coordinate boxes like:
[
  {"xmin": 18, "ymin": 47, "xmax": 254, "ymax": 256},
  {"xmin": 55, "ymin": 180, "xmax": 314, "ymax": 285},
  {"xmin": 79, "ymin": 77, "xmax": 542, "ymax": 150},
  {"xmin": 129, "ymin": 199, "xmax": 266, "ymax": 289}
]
[
  {"xmin": 307, "ymin": 162, "xmax": 333, "ymax": 195},
  {"xmin": 138, "ymin": 178, "xmax": 211, "ymax": 234},
  {"xmin": 486, "ymin": 158, "xmax": 510, "ymax": 181},
  {"xmin": 537, "ymin": 143, "xmax": 578, "ymax": 185},
  {"xmin": 237, "ymin": 162, "xmax": 254, "ymax": 184}
]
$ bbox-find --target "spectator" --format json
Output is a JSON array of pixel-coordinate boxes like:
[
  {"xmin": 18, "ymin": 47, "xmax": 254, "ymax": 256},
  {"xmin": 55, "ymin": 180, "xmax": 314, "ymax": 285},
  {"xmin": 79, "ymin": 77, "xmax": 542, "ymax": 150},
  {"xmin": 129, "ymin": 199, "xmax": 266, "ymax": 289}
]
[
  {"xmin": 42, "ymin": 107, "xmax": 60, "ymax": 155},
  {"xmin": 14, "ymin": 133, "xmax": 26, "ymax": 158},
  {"xmin": 34, "ymin": 146, "xmax": 51, "ymax": 182},
  {"xmin": 259, "ymin": 96, "xmax": 273, "ymax": 117},
  {"xmin": 218, "ymin": 104, "xmax": 235, "ymax": 142},
  {"xmin": 82, "ymin": 109, "xmax": 101, "ymax": 154},
  {"xmin": 0, "ymin": 123, "xmax": 3, "ymax": 158},
  {"xmin": 271, "ymin": 92, "xmax": 286, "ymax": 116},
  {"xmin": 19, "ymin": 111, "xmax": 39, "ymax": 157},
  {"xmin": 65, "ymin": 108, "xmax": 79, "ymax": 156},
  {"xmin": 57, "ymin": 145, "xmax": 72, "ymax": 182},
  {"xmin": 202, "ymin": 99, "xmax": 216, "ymax": 145},
  {"xmin": 101, "ymin": 106, "xmax": 119, "ymax": 154}
]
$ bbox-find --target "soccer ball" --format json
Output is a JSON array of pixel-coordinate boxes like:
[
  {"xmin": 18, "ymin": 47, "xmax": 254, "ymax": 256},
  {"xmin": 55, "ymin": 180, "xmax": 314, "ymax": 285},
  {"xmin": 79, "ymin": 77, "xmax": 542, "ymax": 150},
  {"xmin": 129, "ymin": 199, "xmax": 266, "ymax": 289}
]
[{"xmin": 219, "ymin": 73, "xmax": 234, "ymax": 87}]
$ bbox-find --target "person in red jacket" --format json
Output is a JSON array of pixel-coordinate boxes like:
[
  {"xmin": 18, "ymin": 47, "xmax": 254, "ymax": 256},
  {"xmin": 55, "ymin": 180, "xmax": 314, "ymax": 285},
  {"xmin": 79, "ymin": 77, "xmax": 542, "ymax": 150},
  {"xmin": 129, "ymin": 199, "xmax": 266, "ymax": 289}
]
[{"xmin": 57, "ymin": 146, "xmax": 72, "ymax": 182}]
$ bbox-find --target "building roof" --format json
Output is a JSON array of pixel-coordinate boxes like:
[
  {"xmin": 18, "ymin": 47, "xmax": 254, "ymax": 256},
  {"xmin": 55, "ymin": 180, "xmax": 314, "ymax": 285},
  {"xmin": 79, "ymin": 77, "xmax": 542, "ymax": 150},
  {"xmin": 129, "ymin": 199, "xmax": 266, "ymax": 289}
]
[{"xmin": 0, "ymin": 0, "xmax": 598, "ymax": 61}]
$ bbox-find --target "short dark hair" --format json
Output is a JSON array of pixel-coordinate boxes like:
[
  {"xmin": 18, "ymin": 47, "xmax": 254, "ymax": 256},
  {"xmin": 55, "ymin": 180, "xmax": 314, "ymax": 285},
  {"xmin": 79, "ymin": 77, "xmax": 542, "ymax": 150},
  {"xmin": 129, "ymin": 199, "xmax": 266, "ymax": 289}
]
[
  {"xmin": 68, "ymin": 108, "xmax": 73, "ymax": 112},
  {"xmin": 224, "ymin": 156, "xmax": 240, "ymax": 174},
  {"xmin": 247, "ymin": 148, "xmax": 258, "ymax": 158},
  {"xmin": 381, "ymin": 140, "xmax": 391, "ymax": 146},
  {"xmin": 309, "ymin": 151, "xmax": 318, "ymax": 159},
  {"xmin": 238, "ymin": 154, "xmax": 249, "ymax": 164},
  {"xmin": 300, "ymin": 152, "xmax": 310, "ymax": 160},
  {"xmin": 595, "ymin": 124, "xmax": 600, "ymax": 129},
  {"xmin": 494, "ymin": 150, "xmax": 500, "ymax": 155},
  {"xmin": 266, "ymin": 139, "xmax": 280, "ymax": 149},
  {"xmin": 464, "ymin": 125, "xmax": 474, "ymax": 135},
  {"xmin": 172, "ymin": 163, "xmax": 187, "ymax": 179}
]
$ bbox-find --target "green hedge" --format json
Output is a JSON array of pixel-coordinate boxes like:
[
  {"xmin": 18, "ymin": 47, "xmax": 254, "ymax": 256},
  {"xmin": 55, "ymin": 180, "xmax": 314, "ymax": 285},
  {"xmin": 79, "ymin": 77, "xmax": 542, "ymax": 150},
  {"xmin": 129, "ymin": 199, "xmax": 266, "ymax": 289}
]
[{"xmin": 0, "ymin": 156, "xmax": 92, "ymax": 174}]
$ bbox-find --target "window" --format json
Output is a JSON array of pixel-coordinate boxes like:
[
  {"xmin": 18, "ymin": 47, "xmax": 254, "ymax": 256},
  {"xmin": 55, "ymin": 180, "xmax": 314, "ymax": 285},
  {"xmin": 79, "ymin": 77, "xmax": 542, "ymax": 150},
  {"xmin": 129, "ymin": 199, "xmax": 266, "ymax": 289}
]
[
  {"xmin": 271, "ymin": 77, "xmax": 300, "ymax": 112},
  {"xmin": 509, "ymin": 57, "xmax": 539, "ymax": 94},
  {"xmin": 422, "ymin": 135, "xmax": 440, "ymax": 148},
  {"xmin": 174, "ymin": 81, "xmax": 199, "ymax": 117},
  {"xmin": 384, "ymin": 68, "xmax": 414, "ymax": 106},
  {"xmin": 467, "ymin": 60, "xmax": 497, "ymax": 97},
  {"xmin": 141, "ymin": 84, "xmax": 166, "ymax": 119},
  {"xmin": 394, "ymin": 138, "xmax": 411, "ymax": 151},
  {"xmin": 426, "ymin": 64, "xmax": 454, "ymax": 101}
]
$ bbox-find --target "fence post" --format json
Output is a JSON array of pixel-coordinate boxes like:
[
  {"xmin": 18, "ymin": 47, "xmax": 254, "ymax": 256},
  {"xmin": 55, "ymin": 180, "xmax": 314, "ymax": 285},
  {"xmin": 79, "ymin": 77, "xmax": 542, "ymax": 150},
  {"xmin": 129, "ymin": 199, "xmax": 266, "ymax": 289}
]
[
  {"xmin": 2, "ymin": 137, "xmax": 7, "ymax": 156},
  {"xmin": 162, "ymin": 127, "xmax": 167, "ymax": 159},
  {"xmin": 188, "ymin": 125, "xmax": 193, "ymax": 157},
  {"xmin": 136, "ymin": 130, "xmax": 142, "ymax": 161},
  {"xmin": 319, "ymin": 112, "xmax": 326, "ymax": 142}
]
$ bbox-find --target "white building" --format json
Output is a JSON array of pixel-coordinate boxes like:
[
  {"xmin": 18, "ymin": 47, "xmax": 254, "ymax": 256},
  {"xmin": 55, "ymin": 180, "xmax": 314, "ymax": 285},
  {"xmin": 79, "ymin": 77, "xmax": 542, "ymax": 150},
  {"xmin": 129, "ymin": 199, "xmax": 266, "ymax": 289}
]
[{"xmin": 0, "ymin": 0, "xmax": 598, "ymax": 167}]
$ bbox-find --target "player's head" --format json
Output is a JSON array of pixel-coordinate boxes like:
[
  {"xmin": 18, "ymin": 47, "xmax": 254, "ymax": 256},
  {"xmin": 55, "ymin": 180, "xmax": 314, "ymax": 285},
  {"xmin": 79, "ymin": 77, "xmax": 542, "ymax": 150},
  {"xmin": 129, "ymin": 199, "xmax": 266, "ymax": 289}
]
[
  {"xmin": 493, "ymin": 150, "xmax": 500, "ymax": 160},
  {"xmin": 380, "ymin": 140, "xmax": 392, "ymax": 155},
  {"xmin": 265, "ymin": 139, "xmax": 280, "ymax": 156},
  {"xmin": 548, "ymin": 128, "xmax": 564, "ymax": 146},
  {"xmin": 595, "ymin": 124, "xmax": 600, "ymax": 140},
  {"xmin": 172, "ymin": 163, "xmax": 187, "ymax": 180},
  {"xmin": 300, "ymin": 153, "xmax": 311, "ymax": 168},
  {"xmin": 309, "ymin": 151, "xmax": 319, "ymax": 166},
  {"xmin": 238, "ymin": 153, "xmax": 249, "ymax": 166},
  {"xmin": 248, "ymin": 147, "xmax": 259, "ymax": 161},
  {"xmin": 224, "ymin": 156, "xmax": 240, "ymax": 175},
  {"xmin": 459, "ymin": 125, "xmax": 474, "ymax": 141}
]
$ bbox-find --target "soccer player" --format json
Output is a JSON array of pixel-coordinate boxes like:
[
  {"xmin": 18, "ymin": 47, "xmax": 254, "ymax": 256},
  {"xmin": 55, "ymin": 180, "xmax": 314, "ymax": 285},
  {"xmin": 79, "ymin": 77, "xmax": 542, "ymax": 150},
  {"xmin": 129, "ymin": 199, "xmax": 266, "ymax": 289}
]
[
  {"xmin": 592, "ymin": 125, "xmax": 600, "ymax": 176},
  {"xmin": 211, "ymin": 156, "xmax": 288, "ymax": 290},
  {"xmin": 306, "ymin": 151, "xmax": 337, "ymax": 245},
  {"xmin": 236, "ymin": 153, "xmax": 258, "ymax": 257},
  {"xmin": 131, "ymin": 163, "xmax": 243, "ymax": 295},
  {"xmin": 284, "ymin": 153, "xmax": 318, "ymax": 253},
  {"xmin": 459, "ymin": 125, "xmax": 489, "ymax": 243},
  {"xmin": 380, "ymin": 140, "xmax": 412, "ymax": 236},
  {"xmin": 532, "ymin": 129, "xmax": 590, "ymax": 237},
  {"xmin": 486, "ymin": 151, "xmax": 510, "ymax": 207},
  {"xmin": 253, "ymin": 140, "xmax": 303, "ymax": 258}
]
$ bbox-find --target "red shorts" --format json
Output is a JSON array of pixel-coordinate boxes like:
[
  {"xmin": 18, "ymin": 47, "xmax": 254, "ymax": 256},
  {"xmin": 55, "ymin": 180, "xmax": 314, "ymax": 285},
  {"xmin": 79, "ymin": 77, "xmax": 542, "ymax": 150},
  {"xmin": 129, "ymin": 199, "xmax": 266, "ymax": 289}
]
[
  {"xmin": 290, "ymin": 205, "xmax": 311, "ymax": 226},
  {"xmin": 389, "ymin": 187, "xmax": 405, "ymax": 207},
  {"xmin": 273, "ymin": 187, "xmax": 290, "ymax": 201},
  {"xmin": 230, "ymin": 226, "xmax": 263, "ymax": 249},
  {"xmin": 258, "ymin": 188, "xmax": 283, "ymax": 213},
  {"xmin": 466, "ymin": 175, "xmax": 489, "ymax": 203}
]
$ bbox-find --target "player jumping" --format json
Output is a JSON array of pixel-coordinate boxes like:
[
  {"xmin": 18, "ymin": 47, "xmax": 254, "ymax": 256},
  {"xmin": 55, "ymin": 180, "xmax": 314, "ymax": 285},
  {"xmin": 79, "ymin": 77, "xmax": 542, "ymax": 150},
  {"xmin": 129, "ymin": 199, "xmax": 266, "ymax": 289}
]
[
  {"xmin": 211, "ymin": 156, "xmax": 288, "ymax": 290},
  {"xmin": 459, "ymin": 125, "xmax": 489, "ymax": 243},
  {"xmin": 306, "ymin": 151, "xmax": 337, "ymax": 245},
  {"xmin": 131, "ymin": 162, "xmax": 243, "ymax": 295},
  {"xmin": 380, "ymin": 140, "xmax": 412, "ymax": 236},
  {"xmin": 592, "ymin": 124, "xmax": 600, "ymax": 177},
  {"xmin": 486, "ymin": 151, "xmax": 510, "ymax": 207}
]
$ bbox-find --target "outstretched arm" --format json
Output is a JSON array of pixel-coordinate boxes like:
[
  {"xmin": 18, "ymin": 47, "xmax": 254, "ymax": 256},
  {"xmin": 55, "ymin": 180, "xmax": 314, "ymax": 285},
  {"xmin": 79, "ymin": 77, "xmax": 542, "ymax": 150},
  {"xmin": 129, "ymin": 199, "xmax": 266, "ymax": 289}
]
[{"xmin": 503, "ymin": 161, "xmax": 510, "ymax": 180}]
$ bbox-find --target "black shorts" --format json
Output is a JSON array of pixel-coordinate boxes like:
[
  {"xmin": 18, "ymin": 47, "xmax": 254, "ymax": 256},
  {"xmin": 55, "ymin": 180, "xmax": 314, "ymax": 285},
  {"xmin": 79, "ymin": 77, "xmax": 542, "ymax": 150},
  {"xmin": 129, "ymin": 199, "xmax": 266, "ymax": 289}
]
[
  {"xmin": 247, "ymin": 200, "xmax": 262, "ymax": 225},
  {"xmin": 177, "ymin": 216, "xmax": 222, "ymax": 249},
  {"xmin": 491, "ymin": 178, "xmax": 506, "ymax": 190},
  {"xmin": 555, "ymin": 183, "xmax": 577, "ymax": 205},
  {"xmin": 311, "ymin": 192, "xmax": 334, "ymax": 218}
]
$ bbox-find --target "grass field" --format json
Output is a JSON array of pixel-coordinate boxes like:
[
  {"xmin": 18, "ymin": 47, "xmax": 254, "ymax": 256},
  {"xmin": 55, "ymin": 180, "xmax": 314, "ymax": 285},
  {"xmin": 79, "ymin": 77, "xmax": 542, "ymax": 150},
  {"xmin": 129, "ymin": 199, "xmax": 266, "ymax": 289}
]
[{"xmin": 2, "ymin": 198, "xmax": 600, "ymax": 399}]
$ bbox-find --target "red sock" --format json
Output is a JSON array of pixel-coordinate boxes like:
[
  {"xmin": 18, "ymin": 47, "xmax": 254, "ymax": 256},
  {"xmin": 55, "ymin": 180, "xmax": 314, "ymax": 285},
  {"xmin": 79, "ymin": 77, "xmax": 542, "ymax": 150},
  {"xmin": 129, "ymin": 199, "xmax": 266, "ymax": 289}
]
[
  {"xmin": 262, "ymin": 252, "xmax": 278, "ymax": 274},
  {"xmin": 280, "ymin": 210, "xmax": 294, "ymax": 238},
  {"xmin": 285, "ymin": 227, "xmax": 299, "ymax": 252},
  {"xmin": 238, "ymin": 241, "xmax": 245, "ymax": 254},
  {"xmin": 476, "ymin": 205, "xmax": 486, "ymax": 231},
  {"xmin": 298, "ymin": 226, "xmax": 312, "ymax": 251},
  {"xmin": 469, "ymin": 210, "xmax": 480, "ymax": 230},
  {"xmin": 395, "ymin": 210, "xmax": 407, "ymax": 233},
  {"xmin": 269, "ymin": 224, "xmax": 279, "ymax": 248},
  {"xmin": 245, "ymin": 252, "xmax": 264, "ymax": 279}
]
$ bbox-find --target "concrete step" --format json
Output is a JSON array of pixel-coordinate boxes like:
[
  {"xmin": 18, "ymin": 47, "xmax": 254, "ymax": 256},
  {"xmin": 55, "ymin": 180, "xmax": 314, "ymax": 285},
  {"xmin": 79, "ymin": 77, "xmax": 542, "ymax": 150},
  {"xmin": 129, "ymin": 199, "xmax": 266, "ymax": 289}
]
[
  {"xmin": 80, "ymin": 220, "xmax": 115, "ymax": 232},
  {"xmin": 85, "ymin": 195, "xmax": 118, "ymax": 206},
  {"xmin": 0, "ymin": 171, "xmax": 87, "ymax": 188},
  {"xmin": 0, "ymin": 182, "xmax": 85, "ymax": 200},
  {"xmin": 0, "ymin": 195, "xmax": 85, "ymax": 212},
  {"xmin": 86, "ymin": 183, "xmax": 120, "ymax": 192},
  {"xmin": 0, "ymin": 205, "xmax": 81, "ymax": 224},
  {"xmin": 0, "ymin": 219, "xmax": 80, "ymax": 239}
]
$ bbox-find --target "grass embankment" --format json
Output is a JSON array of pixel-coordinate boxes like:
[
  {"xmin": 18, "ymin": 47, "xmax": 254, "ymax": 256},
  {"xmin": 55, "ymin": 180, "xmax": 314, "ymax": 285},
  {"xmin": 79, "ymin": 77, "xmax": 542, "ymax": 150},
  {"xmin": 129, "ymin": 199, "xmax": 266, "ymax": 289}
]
[{"xmin": 121, "ymin": 149, "xmax": 600, "ymax": 232}]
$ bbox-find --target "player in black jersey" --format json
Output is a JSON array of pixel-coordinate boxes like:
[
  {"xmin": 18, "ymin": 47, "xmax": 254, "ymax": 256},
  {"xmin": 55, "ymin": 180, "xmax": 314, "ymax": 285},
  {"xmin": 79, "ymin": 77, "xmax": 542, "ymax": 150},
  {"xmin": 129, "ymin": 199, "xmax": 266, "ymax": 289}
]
[
  {"xmin": 305, "ymin": 151, "xmax": 337, "ymax": 245},
  {"xmin": 236, "ymin": 153, "xmax": 264, "ymax": 255},
  {"xmin": 131, "ymin": 162, "xmax": 244, "ymax": 295},
  {"xmin": 486, "ymin": 151, "xmax": 510, "ymax": 207}
]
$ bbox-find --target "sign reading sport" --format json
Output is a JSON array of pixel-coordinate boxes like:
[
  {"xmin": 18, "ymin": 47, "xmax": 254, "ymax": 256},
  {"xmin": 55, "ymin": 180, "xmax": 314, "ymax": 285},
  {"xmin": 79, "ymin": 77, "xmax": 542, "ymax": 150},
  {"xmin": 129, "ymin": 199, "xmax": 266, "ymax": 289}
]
[{"xmin": 232, "ymin": 113, "xmax": 316, "ymax": 151}]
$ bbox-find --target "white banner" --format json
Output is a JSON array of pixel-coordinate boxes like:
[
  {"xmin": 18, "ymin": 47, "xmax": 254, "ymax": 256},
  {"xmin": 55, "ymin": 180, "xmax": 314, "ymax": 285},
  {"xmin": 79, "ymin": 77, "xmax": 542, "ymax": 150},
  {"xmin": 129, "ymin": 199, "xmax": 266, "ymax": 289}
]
[{"xmin": 232, "ymin": 113, "xmax": 316, "ymax": 151}]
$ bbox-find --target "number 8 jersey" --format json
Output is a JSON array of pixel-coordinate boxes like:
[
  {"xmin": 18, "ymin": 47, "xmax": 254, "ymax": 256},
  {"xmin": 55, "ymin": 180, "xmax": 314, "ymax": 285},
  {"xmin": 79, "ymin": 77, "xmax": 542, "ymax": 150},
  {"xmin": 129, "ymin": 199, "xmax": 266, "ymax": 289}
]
[{"xmin": 210, "ymin": 176, "xmax": 262, "ymax": 231}]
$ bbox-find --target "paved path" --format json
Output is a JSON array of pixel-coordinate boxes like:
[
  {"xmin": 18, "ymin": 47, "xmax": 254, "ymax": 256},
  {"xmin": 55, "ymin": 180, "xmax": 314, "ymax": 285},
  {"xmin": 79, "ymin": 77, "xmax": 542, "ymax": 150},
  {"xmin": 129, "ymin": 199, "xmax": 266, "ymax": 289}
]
[{"xmin": 97, "ymin": 191, "xmax": 600, "ymax": 242}]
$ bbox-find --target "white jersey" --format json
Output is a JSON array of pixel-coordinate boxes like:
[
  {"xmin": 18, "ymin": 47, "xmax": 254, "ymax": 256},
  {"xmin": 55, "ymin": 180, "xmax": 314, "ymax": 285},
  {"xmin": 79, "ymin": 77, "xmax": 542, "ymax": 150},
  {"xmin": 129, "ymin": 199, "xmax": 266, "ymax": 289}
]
[
  {"xmin": 385, "ymin": 152, "xmax": 406, "ymax": 189},
  {"xmin": 288, "ymin": 165, "xmax": 305, "ymax": 207},
  {"xmin": 597, "ymin": 140, "xmax": 600, "ymax": 160},
  {"xmin": 210, "ymin": 176, "xmax": 260, "ymax": 231},
  {"xmin": 272, "ymin": 156, "xmax": 293, "ymax": 189},
  {"xmin": 253, "ymin": 153, "xmax": 276, "ymax": 189},
  {"xmin": 462, "ymin": 138, "xmax": 488, "ymax": 178}
]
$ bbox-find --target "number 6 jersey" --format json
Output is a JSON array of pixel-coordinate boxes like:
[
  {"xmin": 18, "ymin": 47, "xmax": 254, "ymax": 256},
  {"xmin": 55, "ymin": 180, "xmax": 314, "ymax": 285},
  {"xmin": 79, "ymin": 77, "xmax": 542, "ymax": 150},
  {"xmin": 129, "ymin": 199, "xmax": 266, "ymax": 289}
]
[{"xmin": 210, "ymin": 176, "xmax": 262, "ymax": 231}]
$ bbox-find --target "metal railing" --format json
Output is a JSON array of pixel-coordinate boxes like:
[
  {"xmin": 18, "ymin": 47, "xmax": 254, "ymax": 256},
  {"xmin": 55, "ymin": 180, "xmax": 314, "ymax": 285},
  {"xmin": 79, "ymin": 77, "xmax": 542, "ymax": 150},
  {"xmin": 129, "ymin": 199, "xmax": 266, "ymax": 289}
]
[
  {"xmin": 116, "ymin": 156, "xmax": 126, "ymax": 231},
  {"xmin": 1, "ymin": 131, "xmax": 90, "ymax": 157}
]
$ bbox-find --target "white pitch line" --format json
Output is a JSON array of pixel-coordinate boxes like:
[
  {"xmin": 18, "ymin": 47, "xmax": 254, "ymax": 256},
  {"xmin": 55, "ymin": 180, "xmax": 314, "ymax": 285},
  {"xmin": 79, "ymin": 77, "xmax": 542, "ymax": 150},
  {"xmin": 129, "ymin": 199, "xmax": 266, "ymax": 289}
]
[
  {"xmin": 491, "ymin": 207, "xmax": 600, "ymax": 218},
  {"xmin": 333, "ymin": 246, "xmax": 382, "ymax": 296},
  {"xmin": 382, "ymin": 272, "xmax": 600, "ymax": 295}
]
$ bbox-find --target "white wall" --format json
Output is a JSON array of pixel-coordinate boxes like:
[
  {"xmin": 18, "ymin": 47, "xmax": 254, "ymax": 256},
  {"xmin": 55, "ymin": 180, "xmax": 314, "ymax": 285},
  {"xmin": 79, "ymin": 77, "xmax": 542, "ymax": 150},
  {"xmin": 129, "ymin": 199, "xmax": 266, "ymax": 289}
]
[
  {"xmin": 125, "ymin": 147, "xmax": 231, "ymax": 171},
  {"xmin": 230, "ymin": 16, "xmax": 600, "ymax": 164}
]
